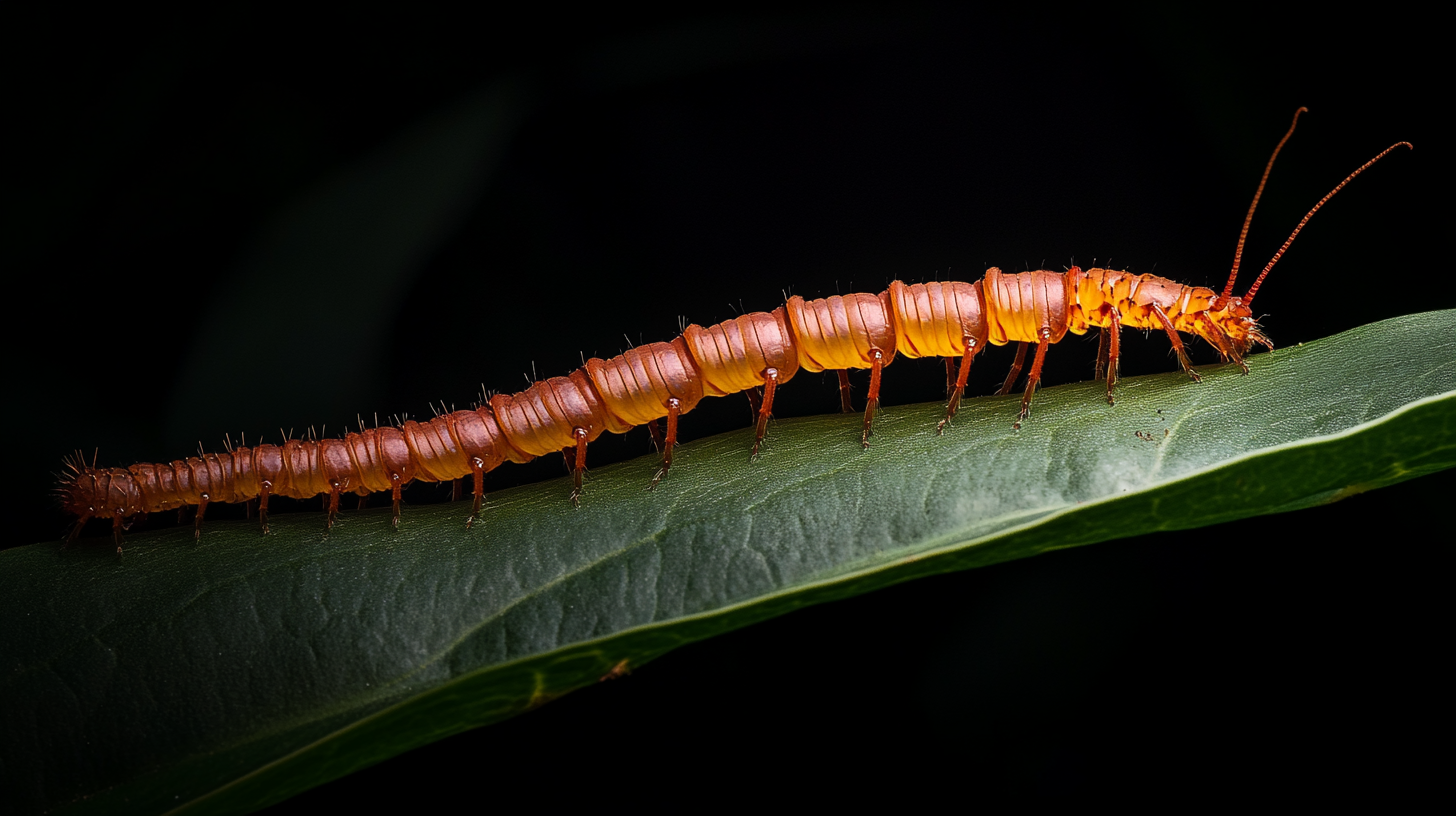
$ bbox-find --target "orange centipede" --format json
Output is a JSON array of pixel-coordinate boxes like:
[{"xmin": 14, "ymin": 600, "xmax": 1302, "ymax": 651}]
[{"xmin": 58, "ymin": 110, "xmax": 1410, "ymax": 552}]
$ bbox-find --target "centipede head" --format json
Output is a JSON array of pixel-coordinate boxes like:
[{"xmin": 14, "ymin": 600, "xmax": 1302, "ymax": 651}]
[{"xmin": 1200, "ymin": 297, "xmax": 1272, "ymax": 360}]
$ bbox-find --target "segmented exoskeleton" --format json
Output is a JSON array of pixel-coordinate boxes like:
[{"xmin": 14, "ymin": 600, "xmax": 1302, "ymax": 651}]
[{"xmin": 59, "ymin": 110, "xmax": 1409, "ymax": 550}]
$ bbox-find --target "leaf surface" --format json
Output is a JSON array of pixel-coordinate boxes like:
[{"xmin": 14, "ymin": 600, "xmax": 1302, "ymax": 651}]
[{"xmin": 3, "ymin": 310, "xmax": 1454, "ymax": 815}]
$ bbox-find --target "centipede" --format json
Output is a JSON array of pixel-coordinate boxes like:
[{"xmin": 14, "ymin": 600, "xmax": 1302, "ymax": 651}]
[{"xmin": 58, "ymin": 109, "xmax": 1411, "ymax": 552}]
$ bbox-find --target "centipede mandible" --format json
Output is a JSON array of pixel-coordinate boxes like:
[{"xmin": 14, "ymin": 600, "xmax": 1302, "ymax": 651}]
[{"xmin": 58, "ymin": 109, "xmax": 1411, "ymax": 552}]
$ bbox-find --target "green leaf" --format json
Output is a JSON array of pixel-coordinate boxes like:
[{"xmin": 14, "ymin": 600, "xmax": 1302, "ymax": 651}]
[{"xmin": 4, "ymin": 310, "xmax": 1454, "ymax": 815}]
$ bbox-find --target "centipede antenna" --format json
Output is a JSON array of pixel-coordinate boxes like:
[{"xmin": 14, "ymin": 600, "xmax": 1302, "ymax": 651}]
[
  {"xmin": 1225, "ymin": 107, "xmax": 1307, "ymax": 300},
  {"xmin": 1244, "ymin": 141, "xmax": 1412, "ymax": 304}
]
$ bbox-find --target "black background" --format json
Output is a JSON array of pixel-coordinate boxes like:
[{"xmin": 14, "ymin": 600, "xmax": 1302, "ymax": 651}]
[{"xmin": 6, "ymin": 5, "xmax": 1451, "ymax": 807}]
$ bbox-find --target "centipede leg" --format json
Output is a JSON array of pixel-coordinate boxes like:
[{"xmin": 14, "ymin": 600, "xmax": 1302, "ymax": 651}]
[
  {"xmin": 451, "ymin": 478, "xmax": 462, "ymax": 503},
  {"xmin": 569, "ymin": 427, "xmax": 589, "ymax": 508},
  {"xmin": 861, "ymin": 349, "xmax": 884, "ymax": 449},
  {"xmin": 998, "ymin": 342, "xmax": 1029, "ymax": 396},
  {"xmin": 837, "ymin": 369, "xmax": 854, "ymax": 413},
  {"xmin": 357, "ymin": 492, "xmax": 369, "ymax": 511},
  {"xmin": 258, "ymin": 480, "xmax": 272, "ymax": 536},
  {"xmin": 945, "ymin": 358, "xmax": 956, "ymax": 398},
  {"xmin": 194, "ymin": 493, "xmax": 209, "ymax": 541},
  {"xmin": 745, "ymin": 387, "xmax": 763, "ymax": 419},
  {"xmin": 245, "ymin": 497, "xmax": 255, "ymax": 520},
  {"xmin": 646, "ymin": 417, "xmax": 664, "ymax": 452},
  {"xmin": 1104, "ymin": 308, "xmax": 1122, "ymax": 405},
  {"xmin": 1013, "ymin": 334, "xmax": 1050, "ymax": 430},
  {"xmin": 326, "ymin": 482, "xmax": 341, "ymax": 531},
  {"xmin": 1094, "ymin": 325, "xmax": 1110, "ymax": 381},
  {"xmin": 391, "ymin": 475, "xmax": 403, "ymax": 530},
  {"xmin": 65, "ymin": 514, "xmax": 91, "ymax": 546},
  {"xmin": 1153, "ymin": 304, "xmax": 1200, "ymax": 382},
  {"xmin": 650, "ymin": 398, "xmax": 681, "ymax": 489},
  {"xmin": 938, "ymin": 337, "xmax": 978, "ymax": 435},
  {"xmin": 112, "ymin": 515, "xmax": 124, "ymax": 554},
  {"xmin": 752, "ymin": 367, "xmax": 779, "ymax": 459},
  {"xmin": 466, "ymin": 457, "xmax": 485, "ymax": 528}
]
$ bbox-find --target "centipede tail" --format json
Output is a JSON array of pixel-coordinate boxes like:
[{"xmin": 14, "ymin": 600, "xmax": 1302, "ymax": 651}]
[{"xmin": 59, "ymin": 113, "xmax": 1409, "ymax": 540}]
